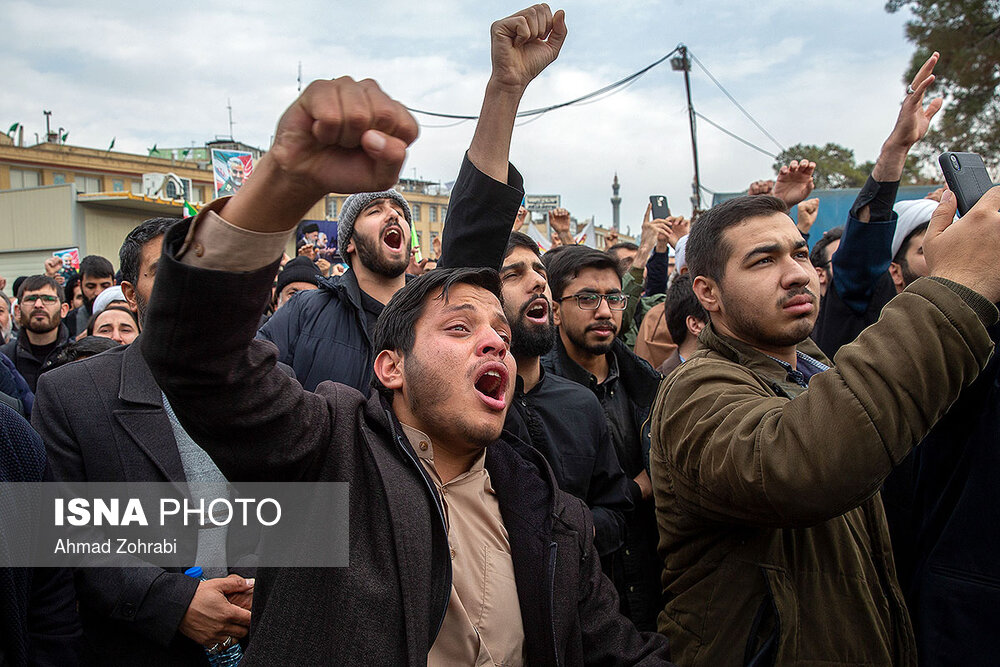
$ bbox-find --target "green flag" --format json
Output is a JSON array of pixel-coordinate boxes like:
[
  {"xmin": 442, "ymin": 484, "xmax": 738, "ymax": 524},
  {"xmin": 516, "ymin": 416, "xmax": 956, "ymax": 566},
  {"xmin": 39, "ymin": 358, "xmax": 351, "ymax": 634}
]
[
  {"xmin": 148, "ymin": 143, "xmax": 157, "ymax": 155},
  {"xmin": 182, "ymin": 201, "xmax": 198, "ymax": 217},
  {"xmin": 411, "ymin": 226, "xmax": 422, "ymax": 262},
  {"xmin": 7, "ymin": 122, "xmax": 19, "ymax": 134},
  {"xmin": 107, "ymin": 137, "xmax": 116, "ymax": 151},
  {"xmin": 60, "ymin": 131, "xmax": 69, "ymax": 143}
]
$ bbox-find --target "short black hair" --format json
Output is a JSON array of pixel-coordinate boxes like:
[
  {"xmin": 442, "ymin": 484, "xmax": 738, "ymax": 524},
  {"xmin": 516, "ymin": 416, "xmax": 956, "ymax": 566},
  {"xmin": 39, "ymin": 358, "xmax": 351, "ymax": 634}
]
[
  {"xmin": 87, "ymin": 305, "xmax": 139, "ymax": 337},
  {"xmin": 664, "ymin": 274, "xmax": 707, "ymax": 345},
  {"xmin": 79, "ymin": 255, "xmax": 114, "ymax": 280},
  {"xmin": 893, "ymin": 222, "xmax": 929, "ymax": 265},
  {"xmin": 119, "ymin": 217, "xmax": 179, "ymax": 286},
  {"xmin": 606, "ymin": 242, "xmax": 639, "ymax": 254},
  {"xmin": 44, "ymin": 336, "xmax": 121, "ymax": 371},
  {"xmin": 687, "ymin": 195, "xmax": 788, "ymax": 282},
  {"xmin": 504, "ymin": 231, "xmax": 541, "ymax": 261},
  {"xmin": 810, "ymin": 226, "xmax": 843, "ymax": 268},
  {"xmin": 371, "ymin": 267, "xmax": 504, "ymax": 391},
  {"xmin": 17, "ymin": 275, "xmax": 65, "ymax": 303},
  {"xmin": 544, "ymin": 245, "xmax": 623, "ymax": 300}
]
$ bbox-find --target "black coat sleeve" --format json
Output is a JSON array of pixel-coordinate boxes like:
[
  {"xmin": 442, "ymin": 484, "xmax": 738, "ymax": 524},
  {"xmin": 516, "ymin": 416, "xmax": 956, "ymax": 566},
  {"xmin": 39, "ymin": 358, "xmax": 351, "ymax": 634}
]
[
  {"xmin": 439, "ymin": 153, "xmax": 525, "ymax": 272},
  {"xmin": 589, "ymin": 417, "xmax": 632, "ymax": 557}
]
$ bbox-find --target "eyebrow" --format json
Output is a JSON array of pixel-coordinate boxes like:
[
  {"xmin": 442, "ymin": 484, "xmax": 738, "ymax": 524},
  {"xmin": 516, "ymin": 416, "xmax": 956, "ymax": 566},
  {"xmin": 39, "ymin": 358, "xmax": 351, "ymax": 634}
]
[{"xmin": 742, "ymin": 239, "xmax": 808, "ymax": 263}]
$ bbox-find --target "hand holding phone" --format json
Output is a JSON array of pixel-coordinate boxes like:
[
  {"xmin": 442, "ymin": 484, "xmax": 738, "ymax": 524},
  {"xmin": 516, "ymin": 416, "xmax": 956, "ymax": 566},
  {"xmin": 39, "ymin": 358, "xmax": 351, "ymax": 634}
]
[{"xmin": 650, "ymin": 195, "xmax": 670, "ymax": 220}]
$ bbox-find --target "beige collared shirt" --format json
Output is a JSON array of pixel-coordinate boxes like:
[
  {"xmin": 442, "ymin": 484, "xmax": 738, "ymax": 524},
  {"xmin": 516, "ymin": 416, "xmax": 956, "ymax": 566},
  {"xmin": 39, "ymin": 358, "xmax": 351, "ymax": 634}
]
[
  {"xmin": 177, "ymin": 208, "xmax": 528, "ymax": 664},
  {"xmin": 401, "ymin": 424, "xmax": 525, "ymax": 667}
]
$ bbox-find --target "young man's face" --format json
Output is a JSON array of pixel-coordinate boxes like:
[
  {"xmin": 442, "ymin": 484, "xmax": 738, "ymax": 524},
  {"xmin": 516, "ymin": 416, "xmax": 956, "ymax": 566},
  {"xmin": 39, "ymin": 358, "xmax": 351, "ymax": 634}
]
[
  {"xmin": 0, "ymin": 299, "xmax": 11, "ymax": 341},
  {"xmin": 500, "ymin": 246, "xmax": 555, "ymax": 359},
  {"xmin": 16, "ymin": 285, "xmax": 68, "ymax": 333},
  {"xmin": 815, "ymin": 238, "xmax": 841, "ymax": 296},
  {"xmin": 890, "ymin": 229, "xmax": 928, "ymax": 293},
  {"xmin": 122, "ymin": 235, "xmax": 164, "ymax": 327},
  {"xmin": 70, "ymin": 284, "xmax": 85, "ymax": 310},
  {"xmin": 92, "ymin": 309, "xmax": 138, "ymax": 345},
  {"xmin": 347, "ymin": 198, "xmax": 411, "ymax": 278},
  {"xmin": 82, "ymin": 273, "xmax": 114, "ymax": 305},
  {"xmin": 380, "ymin": 283, "xmax": 516, "ymax": 452},
  {"xmin": 697, "ymin": 212, "xmax": 820, "ymax": 351},
  {"xmin": 552, "ymin": 267, "xmax": 623, "ymax": 358}
]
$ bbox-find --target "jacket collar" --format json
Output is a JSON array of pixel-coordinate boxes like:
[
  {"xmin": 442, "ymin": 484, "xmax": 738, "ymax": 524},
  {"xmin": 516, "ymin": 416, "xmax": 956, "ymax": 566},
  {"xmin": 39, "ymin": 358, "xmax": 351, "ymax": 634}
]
[
  {"xmin": 548, "ymin": 335, "xmax": 661, "ymax": 410},
  {"xmin": 697, "ymin": 322, "xmax": 830, "ymax": 396},
  {"xmin": 118, "ymin": 338, "xmax": 163, "ymax": 407}
]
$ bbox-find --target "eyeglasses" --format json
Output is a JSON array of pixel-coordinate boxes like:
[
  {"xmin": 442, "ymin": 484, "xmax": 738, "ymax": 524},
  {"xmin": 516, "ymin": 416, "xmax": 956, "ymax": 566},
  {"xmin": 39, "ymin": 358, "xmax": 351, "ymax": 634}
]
[
  {"xmin": 21, "ymin": 294, "xmax": 59, "ymax": 305},
  {"xmin": 555, "ymin": 292, "xmax": 629, "ymax": 311}
]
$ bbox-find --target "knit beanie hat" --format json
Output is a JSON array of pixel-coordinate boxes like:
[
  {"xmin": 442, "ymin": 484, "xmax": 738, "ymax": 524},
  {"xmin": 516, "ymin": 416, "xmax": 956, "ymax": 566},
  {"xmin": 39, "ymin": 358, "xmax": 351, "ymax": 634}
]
[
  {"xmin": 276, "ymin": 257, "xmax": 321, "ymax": 295},
  {"xmin": 336, "ymin": 190, "xmax": 411, "ymax": 265}
]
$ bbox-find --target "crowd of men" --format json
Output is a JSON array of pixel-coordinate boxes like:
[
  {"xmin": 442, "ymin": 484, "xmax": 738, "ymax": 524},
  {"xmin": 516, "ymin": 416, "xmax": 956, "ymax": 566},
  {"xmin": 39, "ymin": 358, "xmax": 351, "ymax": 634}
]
[{"xmin": 2, "ymin": 5, "xmax": 999, "ymax": 666}]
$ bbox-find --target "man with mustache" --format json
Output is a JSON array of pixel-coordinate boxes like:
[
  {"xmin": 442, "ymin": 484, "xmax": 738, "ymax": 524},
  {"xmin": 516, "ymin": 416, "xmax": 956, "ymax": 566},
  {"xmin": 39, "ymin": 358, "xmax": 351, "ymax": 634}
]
[
  {"xmin": 1, "ymin": 276, "xmax": 71, "ymax": 392},
  {"xmin": 499, "ymin": 232, "xmax": 632, "ymax": 570},
  {"xmin": 648, "ymin": 177, "xmax": 1000, "ymax": 664},
  {"xmin": 256, "ymin": 0, "xmax": 560, "ymax": 393},
  {"xmin": 541, "ymin": 245, "xmax": 664, "ymax": 631}
]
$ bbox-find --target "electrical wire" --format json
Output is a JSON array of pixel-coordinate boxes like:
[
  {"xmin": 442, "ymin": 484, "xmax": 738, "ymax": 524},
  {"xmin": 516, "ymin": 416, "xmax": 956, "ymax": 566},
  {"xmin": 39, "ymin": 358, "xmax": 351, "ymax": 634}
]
[
  {"xmin": 406, "ymin": 47, "xmax": 681, "ymax": 121},
  {"xmin": 689, "ymin": 52, "xmax": 785, "ymax": 152},
  {"xmin": 695, "ymin": 112, "xmax": 778, "ymax": 159}
]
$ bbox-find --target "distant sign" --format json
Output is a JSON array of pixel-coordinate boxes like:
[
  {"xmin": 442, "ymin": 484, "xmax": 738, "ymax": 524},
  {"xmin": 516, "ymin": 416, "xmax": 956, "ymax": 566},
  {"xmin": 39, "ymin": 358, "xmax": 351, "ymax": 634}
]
[
  {"xmin": 525, "ymin": 194, "xmax": 561, "ymax": 212},
  {"xmin": 52, "ymin": 248, "xmax": 80, "ymax": 273}
]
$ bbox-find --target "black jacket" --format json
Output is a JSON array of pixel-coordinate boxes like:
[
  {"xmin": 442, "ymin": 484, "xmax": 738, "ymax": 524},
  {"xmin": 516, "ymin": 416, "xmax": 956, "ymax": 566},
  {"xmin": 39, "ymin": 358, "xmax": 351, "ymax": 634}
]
[
  {"xmin": 1, "ymin": 323, "xmax": 71, "ymax": 393},
  {"xmin": 32, "ymin": 342, "xmax": 257, "ymax": 666},
  {"xmin": 542, "ymin": 337, "xmax": 664, "ymax": 631},
  {"xmin": 0, "ymin": 403, "xmax": 81, "ymax": 667},
  {"xmin": 257, "ymin": 154, "xmax": 525, "ymax": 391},
  {"xmin": 506, "ymin": 366, "xmax": 631, "ymax": 557},
  {"xmin": 883, "ymin": 319, "xmax": 1000, "ymax": 665},
  {"xmin": 140, "ymin": 218, "xmax": 673, "ymax": 666}
]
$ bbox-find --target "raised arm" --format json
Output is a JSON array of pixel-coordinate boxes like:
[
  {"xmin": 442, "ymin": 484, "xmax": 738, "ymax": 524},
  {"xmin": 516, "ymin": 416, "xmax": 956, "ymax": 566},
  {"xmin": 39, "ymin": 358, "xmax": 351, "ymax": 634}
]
[
  {"xmin": 440, "ymin": 5, "xmax": 566, "ymax": 270},
  {"xmin": 834, "ymin": 52, "xmax": 943, "ymax": 311}
]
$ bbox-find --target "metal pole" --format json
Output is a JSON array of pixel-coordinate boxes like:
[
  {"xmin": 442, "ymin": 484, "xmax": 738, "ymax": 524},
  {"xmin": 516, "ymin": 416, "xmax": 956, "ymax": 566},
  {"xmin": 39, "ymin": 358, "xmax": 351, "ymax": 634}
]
[{"xmin": 680, "ymin": 47, "xmax": 702, "ymax": 212}]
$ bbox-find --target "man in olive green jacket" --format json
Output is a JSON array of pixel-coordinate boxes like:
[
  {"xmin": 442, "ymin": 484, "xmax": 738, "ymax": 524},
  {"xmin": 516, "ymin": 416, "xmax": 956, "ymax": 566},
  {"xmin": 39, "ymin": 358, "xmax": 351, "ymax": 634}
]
[{"xmin": 649, "ymin": 52, "xmax": 1000, "ymax": 667}]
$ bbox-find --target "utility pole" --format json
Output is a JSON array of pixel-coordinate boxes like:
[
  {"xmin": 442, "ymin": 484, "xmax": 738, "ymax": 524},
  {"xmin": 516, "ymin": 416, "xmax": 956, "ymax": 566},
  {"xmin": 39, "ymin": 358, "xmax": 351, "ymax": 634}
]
[
  {"xmin": 298, "ymin": 62, "xmax": 302, "ymax": 93},
  {"xmin": 227, "ymin": 99, "xmax": 236, "ymax": 140},
  {"xmin": 671, "ymin": 45, "xmax": 702, "ymax": 213}
]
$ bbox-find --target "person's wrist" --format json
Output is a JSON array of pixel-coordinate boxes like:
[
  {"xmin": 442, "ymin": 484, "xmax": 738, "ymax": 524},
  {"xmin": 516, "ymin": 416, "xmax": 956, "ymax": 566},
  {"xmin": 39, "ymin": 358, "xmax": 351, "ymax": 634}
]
[{"xmin": 485, "ymin": 76, "xmax": 528, "ymax": 102}]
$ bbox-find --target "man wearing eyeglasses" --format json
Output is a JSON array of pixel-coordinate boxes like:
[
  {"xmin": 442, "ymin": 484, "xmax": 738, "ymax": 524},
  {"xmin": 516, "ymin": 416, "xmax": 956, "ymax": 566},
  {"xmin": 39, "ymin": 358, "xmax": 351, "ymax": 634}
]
[
  {"xmin": 1, "ymin": 275, "xmax": 71, "ymax": 392},
  {"xmin": 541, "ymin": 245, "xmax": 663, "ymax": 631}
]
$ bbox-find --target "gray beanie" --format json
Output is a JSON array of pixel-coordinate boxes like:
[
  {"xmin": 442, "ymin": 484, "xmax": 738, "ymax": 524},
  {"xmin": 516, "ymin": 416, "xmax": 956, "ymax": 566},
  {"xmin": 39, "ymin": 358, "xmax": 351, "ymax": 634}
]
[{"xmin": 337, "ymin": 190, "xmax": 412, "ymax": 265}]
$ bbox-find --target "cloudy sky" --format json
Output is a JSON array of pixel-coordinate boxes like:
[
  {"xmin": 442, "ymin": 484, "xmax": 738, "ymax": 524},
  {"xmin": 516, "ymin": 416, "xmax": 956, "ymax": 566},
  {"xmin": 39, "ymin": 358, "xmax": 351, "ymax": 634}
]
[{"xmin": 4, "ymin": 1, "xmax": 925, "ymax": 232}]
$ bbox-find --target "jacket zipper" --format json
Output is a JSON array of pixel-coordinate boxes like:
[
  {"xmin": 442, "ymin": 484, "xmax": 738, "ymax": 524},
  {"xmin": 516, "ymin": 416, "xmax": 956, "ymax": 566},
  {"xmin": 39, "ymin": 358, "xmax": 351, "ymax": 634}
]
[
  {"xmin": 548, "ymin": 541, "xmax": 560, "ymax": 665},
  {"xmin": 383, "ymin": 408, "xmax": 452, "ymax": 641}
]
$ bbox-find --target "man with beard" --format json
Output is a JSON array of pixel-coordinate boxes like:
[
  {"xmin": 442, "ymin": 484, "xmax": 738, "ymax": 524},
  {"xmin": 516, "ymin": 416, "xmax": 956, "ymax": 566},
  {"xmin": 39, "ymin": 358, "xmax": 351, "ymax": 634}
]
[
  {"xmin": 1, "ymin": 276, "xmax": 71, "ymax": 392},
  {"xmin": 64, "ymin": 255, "xmax": 115, "ymax": 338},
  {"xmin": 256, "ymin": 0, "xmax": 557, "ymax": 392},
  {"xmin": 541, "ymin": 245, "xmax": 664, "ymax": 632},
  {"xmin": 32, "ymin": 216, "xmax": 258, "ymax": 665},
  {"xmin": 648, "ymin": 180, "xmax": 1000, "ymax": 664},
  {"xmin": 499, "ymin": 231, "xmax": 631, "ymax": 565},
  {"xmin": 217, "ymin": 156, "xmax": 246, "ymax": 196}
]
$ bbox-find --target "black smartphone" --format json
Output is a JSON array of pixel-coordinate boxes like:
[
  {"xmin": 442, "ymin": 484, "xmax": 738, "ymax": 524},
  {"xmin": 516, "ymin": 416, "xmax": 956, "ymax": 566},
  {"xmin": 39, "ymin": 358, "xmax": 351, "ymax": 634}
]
[
  {"xmin": 650, "ymin": 195, "xmax": 670, "ymax": 219},
  {"xmin": 939, "ymin": 152, "xmax": 994, "ymax": 217}
]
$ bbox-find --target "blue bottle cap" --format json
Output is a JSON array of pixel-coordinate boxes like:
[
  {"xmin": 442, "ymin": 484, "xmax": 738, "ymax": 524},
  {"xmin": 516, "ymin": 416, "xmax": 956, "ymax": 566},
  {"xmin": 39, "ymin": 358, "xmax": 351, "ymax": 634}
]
[{"xmin": 184, "ymin": 566, "xmax": 203, "ymax": 579}]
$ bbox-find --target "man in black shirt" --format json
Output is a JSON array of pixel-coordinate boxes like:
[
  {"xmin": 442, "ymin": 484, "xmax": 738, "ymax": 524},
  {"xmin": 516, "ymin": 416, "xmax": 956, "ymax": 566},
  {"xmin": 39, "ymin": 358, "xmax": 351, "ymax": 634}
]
[
  {"xmin": 542, "ymin": 245, "xmax": 663, "ymax": 631},
  {"xmin": 500, "ymin": 232, "xmax": 631, "ymax": 560},
  {"xmin": 1, "ymin": 275, "xmax": 71, "ymax": 391}
]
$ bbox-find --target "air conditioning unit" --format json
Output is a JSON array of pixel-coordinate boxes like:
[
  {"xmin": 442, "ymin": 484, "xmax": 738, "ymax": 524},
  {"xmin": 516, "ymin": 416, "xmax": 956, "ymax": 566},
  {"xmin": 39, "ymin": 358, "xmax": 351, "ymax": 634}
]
[{"xmin": 142, "ymin": 172, "xmax": 189, "ymax": 200}]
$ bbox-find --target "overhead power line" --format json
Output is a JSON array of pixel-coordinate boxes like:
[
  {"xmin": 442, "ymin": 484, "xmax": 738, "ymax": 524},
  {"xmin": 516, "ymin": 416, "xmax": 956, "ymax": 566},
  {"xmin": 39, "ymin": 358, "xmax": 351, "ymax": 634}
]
[
  {"xmin": 406, "ymin": 47, "xmax": 681, "ymax": 121},
  {"xmin": 695, "ymin": 111, "xmax": 778, "ymax": 159},
  {"xmin": 689, "ymin": 53, "xmax": 785, "ymax": 152}
]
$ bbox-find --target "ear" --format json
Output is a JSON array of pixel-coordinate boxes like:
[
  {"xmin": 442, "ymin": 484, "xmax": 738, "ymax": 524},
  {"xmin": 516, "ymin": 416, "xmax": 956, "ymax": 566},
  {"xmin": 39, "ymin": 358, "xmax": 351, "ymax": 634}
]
[
  {"xmin": 816, "ymin": 266, "xmax": 828, "ymax": 288},
  {"xmin": 121, "ymin": 281, "xmax": 138, "ymax": 312},
  {"xmin": 551, "ymin": 300, "xmax": 562, "ymax": 327},
  {"xmin": 59, "ymin": 302, "xmax": 69, "ymax": 318},
  {"xmin": 373, "ymin": 349, "xmax": 404, "ymax": 391},
  {"xmin": 691, "ymin": 276, "xmax": 721, "ymax": 313},
  {"xmin": 345, "ymin": 239, "xmax": 356, "ymax": 256},
  {"xmin": 888, "ymin": 262, "xmax": 905, "ymax": 293},
  {"xmin": 13, "ymin": 303, "xmax": 21, "ymax": 320},
  {"xmin": 686, "ymin": 315, "xmax": 706, "ymax": 338}
]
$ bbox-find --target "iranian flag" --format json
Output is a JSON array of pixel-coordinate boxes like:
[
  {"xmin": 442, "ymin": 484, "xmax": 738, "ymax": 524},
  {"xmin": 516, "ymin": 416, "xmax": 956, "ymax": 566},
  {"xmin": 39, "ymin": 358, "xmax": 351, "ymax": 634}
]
[{"xmin": 182, "ymin": 201, "xmax": 198, "ymax": 217}]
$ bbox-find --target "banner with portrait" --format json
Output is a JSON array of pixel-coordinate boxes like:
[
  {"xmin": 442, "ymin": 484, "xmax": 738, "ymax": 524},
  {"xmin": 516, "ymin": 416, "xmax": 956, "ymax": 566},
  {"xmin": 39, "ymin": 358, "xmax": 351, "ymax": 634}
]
[{"xmin": 211, "ymin": 149, "xmax": 255, "ymax": 198}]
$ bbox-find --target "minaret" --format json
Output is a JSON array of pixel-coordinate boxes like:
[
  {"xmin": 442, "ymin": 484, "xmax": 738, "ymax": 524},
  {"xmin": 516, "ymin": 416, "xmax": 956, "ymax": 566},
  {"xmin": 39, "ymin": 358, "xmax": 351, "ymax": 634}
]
[{"xmin": 611, "ymin": 173, "xmax": 621, "ymax": 231}]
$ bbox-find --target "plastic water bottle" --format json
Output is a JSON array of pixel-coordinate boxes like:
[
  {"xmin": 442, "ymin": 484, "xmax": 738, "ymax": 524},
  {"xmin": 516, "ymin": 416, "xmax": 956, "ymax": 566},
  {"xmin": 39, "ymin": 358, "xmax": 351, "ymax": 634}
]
[{"xmin": 184, "ymin": 566, "xmax": 244, "ymax": 666}]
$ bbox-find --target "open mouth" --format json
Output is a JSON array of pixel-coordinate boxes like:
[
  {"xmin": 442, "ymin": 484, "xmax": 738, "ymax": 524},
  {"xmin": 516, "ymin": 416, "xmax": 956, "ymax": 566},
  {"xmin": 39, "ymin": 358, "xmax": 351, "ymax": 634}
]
[
  {"xmin": 473, "ymin": 363, "xmax": 509, "ymax": 411},
  {"xmin": 382, "ymin": 226, "xmax": 403, "ymax": 251},
  {"xmin": 524, "ymin": 298, "xmax": 549, "ymax": 324}
]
